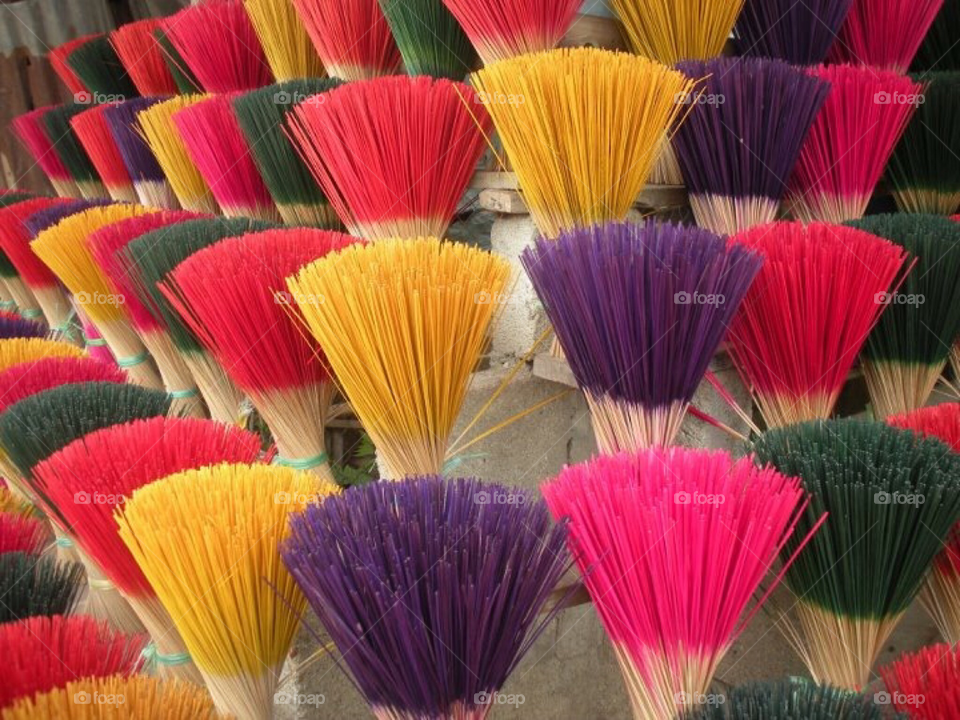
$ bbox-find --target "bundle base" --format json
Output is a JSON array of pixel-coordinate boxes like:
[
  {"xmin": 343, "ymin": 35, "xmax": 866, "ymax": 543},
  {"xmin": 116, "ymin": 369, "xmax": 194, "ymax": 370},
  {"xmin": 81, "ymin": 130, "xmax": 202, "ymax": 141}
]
[
  {"xmin": 753, "ymin": 390, "xmax": 837, "ymax": 430},
  {"xmin": 33, "ymin": 285, "xmax": 77, "ymax": 340},
  {"xmin": 105, "ymin": 183, "xmax": 139, "ymax": 204},
  {"xmin": 95, "ymin": 318, "xmax": 165, "ymax": 389},
  {"xmin": 183, "ymin": 350, "xmax": 245, "ymax": 424},
  {"xmin": 48, "ymin": 176, "xmax": 81, "ymax": 199},
  {"xmin": 893, "ymin": 188, "xmax": 960, "ymax": 216},
  {"xmin": 650, "ymin": 141, "xmax": 683, "ymax": 186},
  {"xmin": 862, "ymin": 359, "xmax": 945, "ymax": 419},
  {"xmin": 140, "ymin": 329, "xmax": 206, "ymax": 418},
  {"xmin": 689, "ymin": 194, "xmax": 779, "ymax": 235},
  {"xmin": 586, "ymin": 394, "xmax": 688, "ymax": 453},
  {"xmin": 202, "ymin": 664, "xmax": 283, "ymax": 720},
  {"xmin": 277, "ymin": 202, "xmax": 341, "ymax": 230},
  {"xmin": 126, "ymin": 594, "xmax": 205, "ymax": 685},
  {"xmin": 76, "ymin": 179, "xmax": 110, "ymax": 201},
  {"xmin": 920, "ymin": 569, "xmax": 960, "ymax": 645},
  {"xmin": 355, "ymin": 216, "xmax": 450, "ymax": 242},
  {"xmin": 134, "ymin": 179, "xmax": 181, "ymax": 211},
  {"xmin": 220, "ymin": 203, "xmax": 282, "ymax": 223},
  {"xmin": 75, "ymin": 545, "xmax": 146, "ymax": 635},
  {"xmin": 376, "ymin": 438, "xmax": 446, "ymax": 481},
  {"xmin": 3, "ymin": 275, "xmax": 42, "ymax": 319},
  {"xmin": 613, "ymin": 644, "xmax": 719, "ymax": 720},
  {"xmin": 254, "ymin": 384, "xmax": 335, "ymax": 482},
  {"xmin": 786, "ymin": 192, "xmax": 871, "ymax": 224}
]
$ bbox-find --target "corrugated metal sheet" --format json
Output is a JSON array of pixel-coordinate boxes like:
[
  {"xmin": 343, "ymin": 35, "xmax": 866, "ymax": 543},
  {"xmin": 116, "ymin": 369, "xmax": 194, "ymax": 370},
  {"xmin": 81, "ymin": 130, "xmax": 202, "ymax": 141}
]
[{"xmin": 0, "ymin": 0, "xmax": 114, "ymax": 55}]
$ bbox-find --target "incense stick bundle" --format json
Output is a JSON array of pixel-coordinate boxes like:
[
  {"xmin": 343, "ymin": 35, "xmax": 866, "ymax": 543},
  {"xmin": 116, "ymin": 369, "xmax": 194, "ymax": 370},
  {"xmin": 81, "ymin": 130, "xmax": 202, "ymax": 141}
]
[
  {"xmin": 122, "ymin": 217, "xmax": 275, "ymax": 422},
  {"xmin": 735, "ymin": 0, "xmax": 854, "ymax": 64},
  {"xmin": 116, "ymin": 462, "xmax": 337, "ymax": 719},
  {"xmin": 542, "ymin": 448, "xmax": 818, "ymax": 719},
  {"xmin": 163, "ymin": 1, "xmax": 272, "ymax": 92},
  {"xmin": 40, "ymin": 104, "xmax": 109, "ymax": 200},
  {"xmin": 830, "ymin": 0, "xmax": 944, "ymax": 73},
  {"xmin": 290, "ymin": 75, "xmax": 489, "ymax": 238},
  {"xmin": 244, "ymin": 0, "xmax": 324, "ymax": 81},
  {"xmin": 726, "ymin": 221, "xmax": 909, "ymax": 428},
  {"xmin": 610, "ymin": 0, "xmax": 745, "ymax": 63},
  {"xmin": 49, "ymin": 36, "xmax": 92, "ymax": 97},
  {"xmin": 0, "ymin": 482, "xmax": 38, "ymax": 519},
  {"xmin": 752, "ymin": 418, "xmax": 960, "ymax": 689},
  {"xmin": 30, "ymin": 205, "xmax": 165, "ymax": 389},
  {"xmin": 154, "ymin": 29, "xmax": 203, "ymax": 94},
  {"xmin": 162, "ymin": 228, "xmax": 357, "ymax": 480},
  {"xmin": 0, "ymin": 357, "xmax": 126, "ymax": 415},
  {"xmin": 441, "ymin": 0, "xmax": 581, "ymax": 63},
  {"xmin": 787, "ymin": 65, "xmax": 921, "ymax": 223},
  {"xmin": 887, "ymin": 403, "xmax": 960, "ymax": 643},
  {"xmin": 846, "ymin": 213, "xmax": 960, "ymax": 417},
  {"xmin": 888, "ymin": 72, "xmax": 960, "ymax": 214},
  {"xmin": 471, "ymin": 48, "xmax": 694, "ymax": 239},
  {"xmin": 104, "ymin": 98, "xmax": 180, "ymax": 210},
  {"xmin": 687, "ymin": 678, "xmax": 887, "ymax": 719},
  {"xmin": 0, "ymin": 338, "xmax": 84, "ymax": 370},
  {"xmin": 35, "ymin": 416, "xmax": 262, "ymax": 683},
  {"xmin": 136, "ymin": 96, "xmax": 219, "ymax": 213},
  {"xmin": 0, "ymin": 553, "xmax": 85, "ymax": 624},
  {"xmin": 914, "ymin": 0, "xmax": 960, "ymax": 70},
  {"xmin": 0, "ymin": 240, "xmax": 42, "ymax": 323},
  {"xmin": 522, "ymin": 220, "xmax": 760, "ymax": 451},
  {"xmin": 290, "ymin": 0, "xmax": 402, "ymax": 80},
  {"xmin": 380, "ymin": 0, "xmax": 477, "ymax": 79},
  {"xmin": 0, "ymin": 312, "xmax": 45, "ymax": 340},
  {"xmin": 673, "ymin": 57, "xmax": 829, "ymax": 234},
  {"xmin": 69, "ymin": 105, "xmax": 138, "ymax": 203},
  {"xmin": 0, "ymin": 513, "xmax": 49, "ymax": 556},
  {"xmin": 65, "ymin": 34, "xmax": 139, "ymax": 98},
  {"xmin": 282, "ymin": 475, "xmax": 572, "ymax": 720},
  {"xmin": 880, "ymin": 643, "xmax": 960, "ymax": 718},
  {"xmin": 233, "ymin": 80, "xmax": 343, "ymax": 227},
  {"xmin": 10, "ymin": 108, "xmax": 81, "ymax": 198},
  {"xmin": 88, "ymin": 212, "xmax": 205, "ymax": 416},
  {"xmin": 173, "ymin": 94, "xmax": 280, "ymax": 220},
  {"xmin": 3, "ymin": 675, "xmax": 219, "ymax": 719},
  {"xmin": 110, "ymin": 18, "xmax": 179, "ymax": 96},
  {"xmin": 289, "ymin": 237, "xmax": 511, "ymax": 479},
  {"xmin": 0, "ymin": 615, "xmax": 146, "ymax": 709}
]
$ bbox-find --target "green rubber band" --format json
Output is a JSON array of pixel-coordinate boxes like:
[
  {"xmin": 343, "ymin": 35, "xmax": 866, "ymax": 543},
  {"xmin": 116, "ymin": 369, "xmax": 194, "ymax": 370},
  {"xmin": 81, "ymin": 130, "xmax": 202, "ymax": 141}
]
[
  {"xmin": 88, "ymin": 577, "xmax": 115, "ymax": 591},
  {"xmin": 170, "ymin": 388, "xmax": 200, "ymax": 399},
  {"xmin": 116, "ymin": 351, "xmax": 149, "ymax": 368},
  {"xmin": 55, "ymin": 536, "xmax": 75, "ymax": 549},
  {"xmin": 84, "ymin": 336, "xmax": 108, "ymax": 347},
  {"xmin": 20, "ymin": 308, "xmax": 43, "ymax": 319},
  {"xmin": 0, "ymin": 300, "xmax": 16, "ymax": 311},
  {"xmin": 141, "ymin": 642, "xmax": 192, "ymax": 667},
  {"xmin": 273, "ymin": 452, "xmax": 328, "ymax": 470}
]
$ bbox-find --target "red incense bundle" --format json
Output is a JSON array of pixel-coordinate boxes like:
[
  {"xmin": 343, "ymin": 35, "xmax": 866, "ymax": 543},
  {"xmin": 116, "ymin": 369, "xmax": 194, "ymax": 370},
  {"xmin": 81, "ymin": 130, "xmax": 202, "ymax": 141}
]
[
  {"xmin": 289, "ymin": 75, "xmax": 491, "ymax": 238},
  {"xmin": 173, "ymin": 94, "xmax": 280, "ymax": 220},
  {"xmin": 0, "ymin": 357, "xmax": 126, "ymax": 415},
  {"xmin": 10, "ymin": 108, "xmax": 80, "ymax": 198},
  {"xmin": 69, "ymin": 105, "xmax": 138, "ymax": 203},
  {"xmin": 830, "ymin": 0, "xmax": 944, "ymax": 73},
  {"xmin": 0, "ymin": 513, "xmax": 50, "ymax": 557},
  {"xmin": 110, "ymin": 18, "xmax": 179, "ymax": 96},
  {"xmin": 48, "ymin": 35, "xmax": 93, "ymax": 97}
]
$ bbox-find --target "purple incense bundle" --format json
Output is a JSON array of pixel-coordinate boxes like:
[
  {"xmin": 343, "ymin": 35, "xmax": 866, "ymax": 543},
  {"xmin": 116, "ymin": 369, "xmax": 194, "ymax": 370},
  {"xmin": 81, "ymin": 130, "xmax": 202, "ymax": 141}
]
[
  {"xmin": 672, "ymin": 57, "xmax": 830, "ymax": 234},
  {"xmin": 735, "ymin": 0, "xmax": 854, "ymax": 65},
  {"xmin": 103, "ymin": 98, "xmax": 179, "ymax": 210},
  {"xmin": 24, "ymin": 199, "xmax": 114, "ymax": 237},
  {"xmin": 0, "ymin": 311, "xmax": 46, "ymax": 340},
  {"xmin": 521, "ymin": 220, "xmax": 762, "ymax": 452},
  {"xmin": 281, "ymin": 475, "xmax": 573, "ymax": 720}
]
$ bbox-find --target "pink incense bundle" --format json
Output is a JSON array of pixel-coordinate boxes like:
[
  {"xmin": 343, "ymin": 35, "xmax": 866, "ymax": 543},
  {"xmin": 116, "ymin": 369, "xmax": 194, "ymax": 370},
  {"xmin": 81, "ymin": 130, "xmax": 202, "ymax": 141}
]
[
  {"xmin": 110, "ymin": 18, "xmax": 179, "ymax": 96},
  {"xmin": 88, "ymin": 211, "xmax": 205, "ymax": 416},
  {"xmin": 69, "ymin": 105, "xmax": 138, "ymax": 203},
  {"xmin": 77, "ymin": 308, "xmax": 115, "ymax": 364},
  {"xmin": 48, "ymin": 35, "xmax": 93, "ymax": 96},
  {"xmin": 162, "ymin": 1, "xmax": 272, "ymax": 92},
  {"xmin": 542, "ymin": 449, "xmax": 820, "ymax": 720},
  {"xmin": 290, "ymin": 0, "xmax": 401, "ymax": 80},
  {"xmin": 160, "ymin": 227, "xmax": 358, "ymax": 480},
  {"xmin": 173, "ymin": 94, "xmax": 280, "ymax": 221},
  {"xmin": 0, "ymin": 357, "xmax": 126, "ymax": 415},
  {"xmin": 830, "ymin": 0, "xmax": 944, "ymax": 73},
  {"xmin": 10, "ymin": 108, "xmax": 79, "ymax": 198},
  {"xmin": 289, "ymin": 75, "xmax": 491, "ymax": 238},
  {"xmin": 786, "ymin": 65, "xmax": 921, "ymax": 223}
]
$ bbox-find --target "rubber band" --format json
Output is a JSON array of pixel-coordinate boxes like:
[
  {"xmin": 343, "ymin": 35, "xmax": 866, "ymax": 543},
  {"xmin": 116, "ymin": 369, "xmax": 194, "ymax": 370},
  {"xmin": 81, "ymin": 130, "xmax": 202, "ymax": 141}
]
[
  {"xmin": 140, "ymin": 642, "xmax": 192, "ymax": 668},
  {"xmin": 55, "ymin": 536, "xmax": 75, "ymax": 549},
  {"xmin": 0, "ymin": 300, "xmax": 16, "ymax": 311},
  {"xmin": 87, "ymin": 577, "xmax": 115, "ymax": 591},
  {"xmin": 20, "ymin": 308, "xmax": 43, "ymax": 319},
  {"xmin": 170, "ymin": 388, "xmax": 200, "ymax": 399},
  {"xmin": 83, "ymin": 336, "xmax": 108, "ymax": 347},
  {"xmin": 116, "ymin": 351, "xmax": 150, "ymax": 368},
  {"xmin": 273, "ymin": 452, "xmax": 328, "ymax": 470}
]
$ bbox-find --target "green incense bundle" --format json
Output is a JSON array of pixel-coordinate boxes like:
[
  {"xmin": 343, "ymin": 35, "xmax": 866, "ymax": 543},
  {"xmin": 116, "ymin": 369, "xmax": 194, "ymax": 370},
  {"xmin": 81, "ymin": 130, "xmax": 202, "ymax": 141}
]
[
  {"xmin": 845, "ymin": 213, "xmax": 960, "ymax": 417},
  {"xmin": 379, "ymin": 0, "xmax": 477, "ymax": 79},
  {"xmin": 752, "ymin": 418, "xmax": 960, "ymax": 690},
  {"xmin": 66, "ymin": 34, "xmax": 139, "ymax": 98},
  {"xmin": 154, "ymin": 29, "xmax": 202, "ymax": 94},
  {"xmin": 41, "ymin": 104, "xmax": 108, "ymax": 200},
  {"xmin": 913, "ymin": 0, "xmax": 960, "ymax": 71},
  {"xmin": 0, "ymin": 552, "xmax": 86, "ymax": 624}
]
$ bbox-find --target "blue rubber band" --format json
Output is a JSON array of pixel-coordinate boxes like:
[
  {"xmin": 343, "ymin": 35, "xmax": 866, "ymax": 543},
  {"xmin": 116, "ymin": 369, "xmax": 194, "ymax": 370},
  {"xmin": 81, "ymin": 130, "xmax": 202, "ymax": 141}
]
[
  {"xmin": 116, "ymin": 351, "xmax": 150, "ymax": 368},
  {"xmin": 273, "ymin": 452, "xmax": 328, "ymax": 470}
]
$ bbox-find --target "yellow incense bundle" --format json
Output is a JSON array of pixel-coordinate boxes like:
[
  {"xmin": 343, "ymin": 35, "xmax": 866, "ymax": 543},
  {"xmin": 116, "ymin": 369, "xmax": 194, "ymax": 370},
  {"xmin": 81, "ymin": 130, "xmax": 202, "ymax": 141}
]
[
  {"xmin": 136, "ymin": 96, "xmax": 220, "ymax": 214},
  {"xmin": 288, "ymin": 237, "xmax": 512, "ymax": 479},
  {"xmin": 0, "ymin": 337, "xmax": 85, "ymax": 370},
  {"xmin": 471, "ymin": 48, "xmax": 694, "ymax": 239},
  {"xmin": 245, "ymin": 0, "xmax": 324, "ymax": 80},
  {"xmin": 612, "ymin": 0, "xmax": 745, "ymax": 63},
  {"xmin": 30, "ymin": 205, "xmax": 163, "ymax": 389},
  {"xmin": 116, "ymin": 462, "xmax": 338, "ymax": 720}
]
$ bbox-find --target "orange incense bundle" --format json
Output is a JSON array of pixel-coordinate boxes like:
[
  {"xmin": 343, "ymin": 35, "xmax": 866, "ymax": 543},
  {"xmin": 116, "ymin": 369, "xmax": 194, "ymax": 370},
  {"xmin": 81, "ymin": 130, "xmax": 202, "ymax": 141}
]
[
  {"xmin": 110, "ymin": 18, "xmax": 179, "ymax": 96},
  {"xmin": 70, "ymin": 105, "xmax": 138, "ymax": 203},
  {"xmin": 290, "ymin": 75, "xmax": 491, "ymax": 238}
]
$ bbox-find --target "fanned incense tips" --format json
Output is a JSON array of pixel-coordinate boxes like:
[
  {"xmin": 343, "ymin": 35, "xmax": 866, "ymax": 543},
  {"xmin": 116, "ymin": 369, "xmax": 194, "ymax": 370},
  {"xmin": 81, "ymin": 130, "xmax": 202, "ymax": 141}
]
[
  {"xmin": 687, "ymin": 677, "xmax": 887, "ymax": 719},
  {"xmin": 441, "ymin": 0, "xmax": 581, "ymax": 63},
  {"xmin": 69, "ymin": 105, "xmax": 138, "ymax": 203},
  {"xmin": 116, "ymin": 462, "xmax": 338, "ymax": 719},
  {"xmin": 0, "ymin": 552, "xmax": 85, "ymax": 624},
  {"xmin": 40, "ymin": 104, "xmax": 109, "ymax": 200},
  {"xmin": 289, "ymin": 75, "xmax": 489, "ymax": 238},
  {"xmin": 288, "ymin": 237, "xmax": 511, "ymax": 479},
  {"xmin": 0, "ymin": 338, "xmax": 84, "ymax": 371},
  {"xmin": 830, "ymin": 0, "xmax": 944, "ymax": 73},
  {"xmin": 752, "ymin": 419, "xmax": 960, "ymax": 689},
  {"xmin": 244, "ymin": 0, "xmax": 324, "ymax": 81},
  {"xmin": 10, "ymin": 108, "xmax": 78, "ymax": 197},
  {"xmin": 163, "ymin": 1, "xmax": 273, "ymax": 92},
  {"xmin": 110, "ymin": 19, "xmax": 179, "ymax": 96},
  {"xmin": 379, "ymin": 0, "xmax": 477, "ymax": 79},
  {"xmin": 673, "ymin": 57, "xmax": 829, "ymax": 234},
  {"xmin": 233, "ymin": 79, "xmax": 343, "ymax": 227},
  {"xmin": 542, "ymin": 448, "xmax": 817, "ymax": 720},
  {"xmin": 49, "ymin": 35, "xmax": 93, "ymax": 96},
  {"xmin": 290, "ymin": 0, "xmax": 402, "ymax": 80},
  {"xmin": 0, "ymin": 615, "xmax": 146, "ymax": 709},
  {"xmin": 522, "ymin": 220, "xmax": 760, "ymax": 451},
  {"xmin": 735, "ymin": 0, "xmax": 854, "ymax": 65},
  {"xmin": 0, "ymin": 312, "xmax": 46, "ymax": 341},
  {"xmin": 154, "ymin": 29, "xmax": 203, "ymax": 94},
  {"xmin": 0, "ymin": 513, "xmax": 49, "ymax": 556},
  {"xmin": 161, "ymin": 228, "xmax": 358, "ymax": 480},
  {"xmin": 2, "ymin": 675, "xmax": 219, "ymax": 719},
  {"xmin": 610, "ymin": 0, "xmax": 745, "ymax": 63},
  {"xmin": 914, "ymin": 0, "xmax": 960, "ymax": 71},
  {"xmin": 880, "ymin": 643, "xmax": 960, "ymax": 718},
  {"xmin": 786, "ymin": 65, "xmax": 921, "ymax": 223},
  {"xmin": 0, "ymin": 356, "xmax": 126, "ymax": 414},
  {"xmin": 65, "ymin": 34, "xmax": 139, "ymax": 98},
  {"xmin": 471, "ymin": 48, "xmax": 694, "ymax": 239},
  {"xmin": 726, "ymin": 221, "xmax": 908, "ymax": 428},
  {"xmin": 136, "ymin": 95, "xmax": 220, "ymax": 214},
  {"xmin": 282, "ymin": 476, "xmax": 572, "ymax": 720},
  {"xmin": 846, "ymin": 213, "xmax": 960, "ymax": 417}
]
